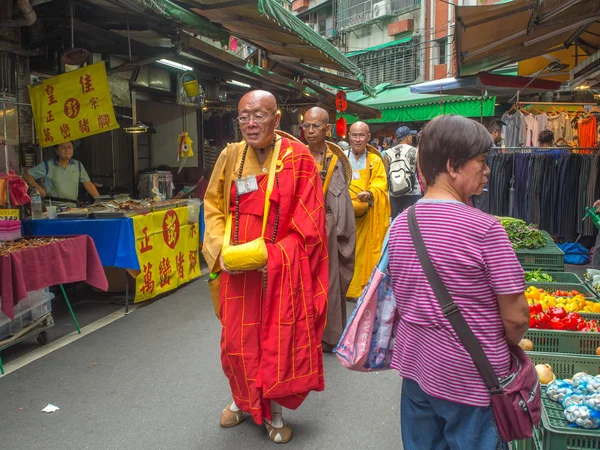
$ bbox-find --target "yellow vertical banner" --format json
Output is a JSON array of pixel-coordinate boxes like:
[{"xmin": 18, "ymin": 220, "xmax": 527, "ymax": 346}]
[
  {"xmin": 132, "ymin": 207, "xmax": 201, "ymax": 302},
  {"xmin": 28, "ymin": 62, "xmax": 119, "ymax": 148}
]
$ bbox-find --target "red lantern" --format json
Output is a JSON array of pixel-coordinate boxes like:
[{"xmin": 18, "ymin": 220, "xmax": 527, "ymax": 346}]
[
  {"xmin": 335, "ymin": 117, "xmax": 347, "ymax": 138},
  {"xmin": 336, "ymin": 91, "xmax": 348, "ymax": 112}
]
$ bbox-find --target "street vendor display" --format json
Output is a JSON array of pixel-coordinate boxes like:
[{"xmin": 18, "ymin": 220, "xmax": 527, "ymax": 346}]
[
  {"xmin": 0, "ymin": 235, "xmax": 108, "ymax": 320},
  {"xmin": 22, "ymin": 203, "xmax": 201, "ymax": 303}
]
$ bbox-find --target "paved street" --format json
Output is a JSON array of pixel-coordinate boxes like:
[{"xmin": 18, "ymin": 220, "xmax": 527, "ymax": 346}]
[{"xmin": 0, "ymin": 275, "xmax": 402, "ymax": 450}]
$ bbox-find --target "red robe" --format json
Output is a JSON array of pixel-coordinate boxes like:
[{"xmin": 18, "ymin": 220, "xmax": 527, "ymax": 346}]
[{"xmin": 220, "ymin": 138, "xmax": 328, "ymax": 424}]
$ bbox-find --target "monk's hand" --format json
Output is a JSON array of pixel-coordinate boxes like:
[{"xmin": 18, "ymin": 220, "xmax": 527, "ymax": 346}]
[
  {"xmin": 219, "ymin": 254, "xmax": 243, "ymax": 275},
  {"xmin": 357, "ymin": 191, "xmax": 371, "ymax": 202}
]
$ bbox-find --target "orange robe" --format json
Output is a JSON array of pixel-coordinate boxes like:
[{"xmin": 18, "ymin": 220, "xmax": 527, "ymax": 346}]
[{"xmin": 202, "ymin": 137, "xmax": 328, "ymax": 425}]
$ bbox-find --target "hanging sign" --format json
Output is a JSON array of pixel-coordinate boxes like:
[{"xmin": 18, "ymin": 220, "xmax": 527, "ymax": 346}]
[
  {"xmin": 132, "ymin": 207, "xmax": 201, "ymax": 302},
  {"xmin": 336, "ymin": 91, "xmax": 348, "ymax": 112},
  {"xmin": 0, "ymin": 209, "xmax": 19, "ymax": 220},
  {"xmin": 28, "ymin": 62, "xmax": 119, "ymax": 148}
]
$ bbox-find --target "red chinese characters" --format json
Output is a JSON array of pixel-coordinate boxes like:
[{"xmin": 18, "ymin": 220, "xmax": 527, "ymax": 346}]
[
  {"xmin": 97, "ymin": 114, "xmax": 111, "ymax": 128},
  {"xmin": 43, "ymin": 128, "xmax": 54, "ymax": 143},
  {"xmin": 46, "ymin": 111, "xmax": 55, "ymax": 123},
  {"xmin": 45, "ymin": 85, "xmax": 58, "ymax": 106},
  {"xmin": 79, "ymin": 73, "xmax": 95, "ymax": 95},
  {"xmin": 162, "ymin": 210, "xmax": 180, "ymax": 249},
  {"xmin": 189, "ymin": 250, "xmax": 198, "ymax": 273},
  {"xmin": 60, "ymin": 124, "xmax": 71, "ymax": 139},
  {"xmin": 175, "ymin": 252, "xmax": 185, "ymax": 279},
  {"xmin": 189, "ymin": 222, "xmax": 197, "ymax": 239},
  {"xmin": 78, "ymin": 118, "xmax": 90, "ymax": 134},
  {"xmin": 90, "ymin": 97, "xmax": 99, "ymax": 110},
  {"xmin": 63, "ymin": 98, "xmax": 81, "ymax": 119},
  {"xmin": 140, "ymin": 226, "xmax": 153, "ymax": 254},
  {"xmin": 140, "ymin": 263, "xmax": 155, "ymax": 294},
  {"xmin": 159, "ymin": 257, "xmax": 172, "ymax": 288}
]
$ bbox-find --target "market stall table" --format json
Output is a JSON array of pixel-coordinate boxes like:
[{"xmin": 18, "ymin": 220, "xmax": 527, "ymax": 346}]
[
  {"xmin": 22, "ymin": 218, "xmax": 139, "ymax": 270},
  {"xmin": 0, "ymin": 235, "xmax": 108, "ymax": 374},
  {"xmin": 22, "ymin": 206, "xmax": 202, "ymax": 309}
]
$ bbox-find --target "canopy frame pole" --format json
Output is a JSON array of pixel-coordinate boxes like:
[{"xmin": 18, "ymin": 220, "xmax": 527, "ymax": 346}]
[{"xmin": 480, "ymin": 85, "xmax": 484, "ymax": 123}]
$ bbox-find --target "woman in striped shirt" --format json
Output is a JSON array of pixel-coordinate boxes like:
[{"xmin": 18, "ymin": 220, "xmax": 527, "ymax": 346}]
[{"xmin": 388, "ymin": 115, "xmax": 529, "ymax": 449}]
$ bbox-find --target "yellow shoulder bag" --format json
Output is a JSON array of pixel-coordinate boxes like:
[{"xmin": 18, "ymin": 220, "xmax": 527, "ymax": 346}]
[{"xmin": 220, "ymin": 143, "xmax": 280, "ymax": 271}]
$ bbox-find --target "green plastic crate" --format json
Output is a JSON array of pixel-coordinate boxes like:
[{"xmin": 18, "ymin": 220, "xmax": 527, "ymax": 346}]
[
  {"xmin": 539, "ymin": 272, "xmax": 584, "ymax": 284},
  {"xmin": 517, "ymin": 232, "xmax": 564, "ymax": 271},
  {"xmin": 525, "ymin": 282, "xmax": 597, "ymax": 299},
  {"xmin": 517, "ymin": 246, "xmax": 565, "ymax": 271},
  {"xmin": 525, "ymin": 352, "xmax": 600, "ymax": 380},
  {"xmin": 514, "ymin": 386, "xmax": 600, "ymax": 450},
  {"xmin": 525, "ymin": 329, "xmax": 600, "ymax": 355}
]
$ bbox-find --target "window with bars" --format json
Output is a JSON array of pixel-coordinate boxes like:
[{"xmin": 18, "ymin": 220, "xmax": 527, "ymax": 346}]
[
  {"xmin": 434, "ymin": 37, "xmax": 448, "ymax": 65},
  {"xmin": 349, "ymin": 38, "xmax": 419, "ymax": 85}
]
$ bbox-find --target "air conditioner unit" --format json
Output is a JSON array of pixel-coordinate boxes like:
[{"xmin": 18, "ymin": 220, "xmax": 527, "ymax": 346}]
[
  {"xmin": 373, "ymin": 1, "xmax": 392, "ymax": 19},
  {"xmin": 307, "ymin": 23, "xmax": 319, "ymax": 32}
]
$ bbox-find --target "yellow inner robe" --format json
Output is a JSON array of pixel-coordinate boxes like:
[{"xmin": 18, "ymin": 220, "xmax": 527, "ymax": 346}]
[{"xmin": 347, "ymin": 151, "xmax": 390, "ymax": 298}]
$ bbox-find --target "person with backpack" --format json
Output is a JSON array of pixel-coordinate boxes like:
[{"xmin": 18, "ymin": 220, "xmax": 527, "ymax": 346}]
[
  {"xmin": 384, "ymin": 126, "xmax": 422, "ymax": 219},
  {"xmin": 23, "ymin": 140, "xmax": 99, "ymax": 207}
]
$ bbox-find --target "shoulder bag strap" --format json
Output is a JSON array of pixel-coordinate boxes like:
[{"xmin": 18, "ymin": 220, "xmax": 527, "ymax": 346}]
[
  {"xmin": 407, "ymin": 206, "xmax": 502, "ymax": 394},
  {"xmin": 223, "ymin": 140, "xmax": 281, "ymax": 247}
]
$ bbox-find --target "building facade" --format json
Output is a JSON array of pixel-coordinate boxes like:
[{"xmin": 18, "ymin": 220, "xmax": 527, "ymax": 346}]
[{"xmin": 291, "ymin": 0, "xmax": 504, "ymax": 86}]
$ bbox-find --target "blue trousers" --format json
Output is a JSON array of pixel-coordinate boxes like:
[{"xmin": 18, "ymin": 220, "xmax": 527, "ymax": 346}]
[{"xmin": 401, "ymin": 378, "xmax": 507, "ymax": 450}]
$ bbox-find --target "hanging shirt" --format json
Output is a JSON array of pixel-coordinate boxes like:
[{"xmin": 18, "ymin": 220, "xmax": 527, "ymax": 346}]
[
  {"xmin": 579, "ymin": 115, "xmax": 598, "ymax": 149},
  {"xmin": 523, "ymin": 114, "xmax": 536, "ymax": 147},
  {"xmin": 502, "ymin": 111, "xmax": 526, "ymax": 147},
  {"xmin": 535, "ymin": 114, "xmax": 548, "ymax": 146},
  {"xmin": 547, "ymin": 114, "xmax": 562, "ymax": 143},
  {"xmin": 562, "ymin": 112, "xmax": 574, "ymax": 142}
]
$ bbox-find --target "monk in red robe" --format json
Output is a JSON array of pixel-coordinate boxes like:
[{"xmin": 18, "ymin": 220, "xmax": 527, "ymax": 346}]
[{"xmin": 202, "ymin": 90, "xmax": 328, "ymax": 444}]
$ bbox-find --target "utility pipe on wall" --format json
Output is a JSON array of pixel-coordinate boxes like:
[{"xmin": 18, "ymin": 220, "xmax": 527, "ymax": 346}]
[{"xmin": 1, "ymin": 0, "xmax": 37, "ymax": 27}]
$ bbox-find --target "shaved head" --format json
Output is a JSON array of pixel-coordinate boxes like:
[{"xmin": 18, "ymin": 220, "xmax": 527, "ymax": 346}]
[
  {"xmin": 349, "ymin": 121, "xmax": 370, "ymax": 134},
  {"xmin": 239, "ymin": 90, "xmax": 278, "ymax": 114},
  {"xmin": 348, "ymin": 121, "xmax": 371, "ymax": 154},
  {"xmin": 303, "ymin": 106, "xmax": 332, "ymax": 150},
  {"xmin": 237, "ymin": 90, "xmax": 280, "ymax": 149},
  {"xmin": 304, "ymin": 107, "xmax": 329, "ymax": 125}
]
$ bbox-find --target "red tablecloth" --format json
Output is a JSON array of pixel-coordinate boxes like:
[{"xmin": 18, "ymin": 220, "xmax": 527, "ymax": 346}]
[{"xmin": 1, "ymin": 235, "xmax": 108, "ymax": 320}]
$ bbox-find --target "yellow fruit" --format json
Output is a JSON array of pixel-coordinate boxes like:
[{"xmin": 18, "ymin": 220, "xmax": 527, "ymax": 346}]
[{"xmin": 593, "ymin": 303, "xmax": 600, "ymax": 313}]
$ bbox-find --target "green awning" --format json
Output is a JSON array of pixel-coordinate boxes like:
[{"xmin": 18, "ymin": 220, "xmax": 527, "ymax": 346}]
[
  {"xmin": 190, "ymin": 0, "xmax": 374, "ymax": 95},
  {"xmin": 129, "ymin": 0, "xmax": 230, "ymax": 45},
  {"xmin": 340, "ymin": 85, "xmax": 496, "ymax": 124},
  {"xmin": 345, "ymin": 36, "xmax": 413, "ymax": 58}
]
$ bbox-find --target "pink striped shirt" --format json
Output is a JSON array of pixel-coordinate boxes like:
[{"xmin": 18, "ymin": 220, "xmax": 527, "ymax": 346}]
[{"xmin": 388, "ymin": 200, "xmax": 525, "ymax": 407}]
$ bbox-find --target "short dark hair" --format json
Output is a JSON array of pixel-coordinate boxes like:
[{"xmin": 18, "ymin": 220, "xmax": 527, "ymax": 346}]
[
  {"xmin": 418, "ymin": 115, "xmax": 493, "ymax": 186},
  {"xmin": 370, "ymin": 139, "xmax": 379, "ymax": 147},
  {"xmin": 487, "ymin": 118, "xmax": 504, "ymax": 134},
  {"xmin": 538, "ymin": 129, "xmax": 554, "ymax": 144},
  {"xmin": 384, "ymin": 137, "xmax": 394, "ymax": 147}
]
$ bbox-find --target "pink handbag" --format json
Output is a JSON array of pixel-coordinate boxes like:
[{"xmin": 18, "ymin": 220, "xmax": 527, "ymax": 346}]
[{"xmin": 334, "ymin": 233, "xmax": 398, "ymax": 371}]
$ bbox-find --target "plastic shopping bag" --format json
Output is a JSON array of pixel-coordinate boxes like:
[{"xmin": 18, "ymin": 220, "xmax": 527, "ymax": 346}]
[{"xmin": 334, "ymin": 233, "xmax": 398, "ymax": 371}]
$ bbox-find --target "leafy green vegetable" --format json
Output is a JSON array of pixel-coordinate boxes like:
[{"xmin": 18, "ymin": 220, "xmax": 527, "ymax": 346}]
[
  {"xmin": 498, "ymin": 217, "xmax": 546, "ymax": 251},
  {"xmin": 525, "ymin": 269, "xmax": 555, "ymax": 282}
]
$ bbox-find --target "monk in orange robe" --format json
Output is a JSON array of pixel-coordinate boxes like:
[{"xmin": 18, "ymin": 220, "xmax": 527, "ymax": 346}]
[{"xmin": 202, "ymin": 91, "xmax": 328, "ymax": 444}]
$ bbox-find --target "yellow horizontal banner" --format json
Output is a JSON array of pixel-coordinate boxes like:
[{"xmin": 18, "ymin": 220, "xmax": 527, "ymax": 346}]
[
  {"xmin": 29, "ymin": 62, "xmax": 119, "ymax": 148},
  {"xmin": 132, "ymin": 207, "xmax": 201, "ymax": 302}
]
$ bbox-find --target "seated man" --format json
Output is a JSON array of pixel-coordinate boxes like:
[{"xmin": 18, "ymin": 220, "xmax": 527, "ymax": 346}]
[{"xmin": 23, "ymin": 141, "xmax": 99, "ymax": 207}]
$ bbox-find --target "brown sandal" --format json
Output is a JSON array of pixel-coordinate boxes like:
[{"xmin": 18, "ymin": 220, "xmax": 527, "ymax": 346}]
[
  {"xmin": 264, "ymin": 420, "xmax": 293, "ymax": 444},
  {"xmin": 220, "ymin": 402, "xmax": 247, "ymax": 428}
]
